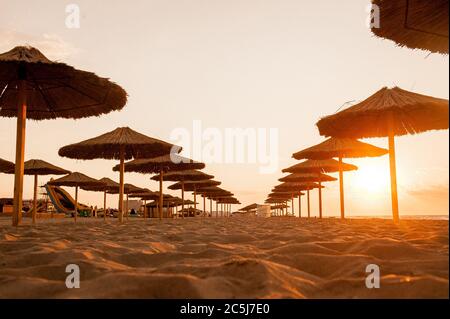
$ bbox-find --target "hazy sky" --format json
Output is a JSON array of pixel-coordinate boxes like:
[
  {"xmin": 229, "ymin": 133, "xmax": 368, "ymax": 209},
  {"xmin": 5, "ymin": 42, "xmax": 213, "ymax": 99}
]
[{"xmin": 0, "ymin": 0, "xmax": 448, "ymax": 216}]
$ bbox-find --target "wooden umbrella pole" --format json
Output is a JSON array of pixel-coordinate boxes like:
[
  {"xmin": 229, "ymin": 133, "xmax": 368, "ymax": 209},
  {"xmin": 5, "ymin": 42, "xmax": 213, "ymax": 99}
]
[
  {"xmin": 339, "ymin": 156, "xmax": 345, "ymax": 219},
  {"xmin": 159, "ymin": 170, "xmax": 163, "ymax": 220},
  {"xmin": 203, "ymin": 195, "xmax": 206, "ymax": 217},
  {"xmin": 74, "ymin": 185, "xmax": 78, "ymax": 222},
  {"xmin": 12, "ymin": 79, "xmax": 27, "ymax": 227},
  {"xmin": 32, "ymin": 174, "xmax": 38, "ymax": 224},
  {"xmin": 307, "ymin": 189, "xmax": 310, "ymax": 218},
  {"xmin": 210, "ymin": 198, "xmax": 212, "ymax": 217},
  {"xmin": 126, "ymin": 193, "xmax": 129, "ymax": 220},
  {"xmin": 103, "ymin": 191, "xmax": 107, "ymax": 221},
  {"xmin": 318, "ymin": 174, "xmax": 323, "ymax": 219},
  {"xmin": 166, "ymin": 201, "xmax": 169, "ymax": 218},
  {"xmin": 143, "ymin": 199, "xmax": 147, "ymax": 219},
  {"xmin": 291, "ymin": 194, "xmax": 294, "ymax": 216},
  {"xmin": 215, "ymin": 201, "xmax": 218, "ymax": 217},
  {"xmin": 388, "ymin": 132, "xmax": 400, "ymax": 223},
  {"xmin": 298, "ymin": 192, "xmax": 301, "ymax": 218},
  {"xmin": 118, "ymin": 147, "xmax": 125, "ymax": 223},
  {"xmin": 193, "ymin": 185, "xmax": 197, "ymax": 213},
  {"xmin": 181, "ymin": 180, "xmax": 185, "ymax": 219}
]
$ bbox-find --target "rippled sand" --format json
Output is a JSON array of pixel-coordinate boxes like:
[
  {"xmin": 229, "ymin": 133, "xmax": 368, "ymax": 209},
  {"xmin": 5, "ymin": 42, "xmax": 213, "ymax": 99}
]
[{"xmin": 0, "ymin": 216, "xmax": 448, "ymax": 298}]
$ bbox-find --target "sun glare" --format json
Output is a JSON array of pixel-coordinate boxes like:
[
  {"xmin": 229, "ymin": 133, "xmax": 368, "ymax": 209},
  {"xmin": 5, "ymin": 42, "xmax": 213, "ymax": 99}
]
[{"xmin": 352, "ymin": 162, "xmax": 390, "ymax": 194}]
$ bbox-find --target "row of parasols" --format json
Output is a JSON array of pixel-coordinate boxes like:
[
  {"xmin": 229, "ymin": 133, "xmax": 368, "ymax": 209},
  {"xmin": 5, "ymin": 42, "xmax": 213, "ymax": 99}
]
[
  {"xmin": 0, "ymin": 1, "xmax": 449, "ymax": 226},
  {"xmin": 264, "ymin": 0, "xmax": 449, "ymax": 220},
  {"xmin": 265, "ymin": 86, "xmax": 448, "ymax": 222},
  {"xmin": 0, "ymin": 127, "xmax": 241, "ymax": 224}
]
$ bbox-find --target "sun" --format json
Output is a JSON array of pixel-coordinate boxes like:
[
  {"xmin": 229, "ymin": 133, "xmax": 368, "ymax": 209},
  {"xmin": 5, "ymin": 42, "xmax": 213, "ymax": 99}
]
[{"xmin": 351, "ymin": 161, "xmax": 390, "ymax": 194}]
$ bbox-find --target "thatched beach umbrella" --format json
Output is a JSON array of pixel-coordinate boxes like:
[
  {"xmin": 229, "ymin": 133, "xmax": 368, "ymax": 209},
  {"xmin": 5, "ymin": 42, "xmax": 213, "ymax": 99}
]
[
  {"xmin": 370, "ymin": 0, "xmax": 448, "ymax": 54},
  {"xmin": 0, "ymin": 158, "xmax": 14, "ymax": 173},
  {"xmin": 151, "ymin": 170, "xmax": 213, "ymax": 218},
  {"xmin": 316, "ymin": 86, "xmax": 448, "ymax": 222},
  {"xmin": 23, "ymin": 159, "xmax": 70, "ymax": 224},
  {"xmin": 0, "ymin": 46, "xmax": 127, "ymax": 226},
  {"xmin": 59, "ymin": 127, "xmax": 179, "ymax": 222},
  {"xmin": 80, "ymin": 177, "xmax": 119, "ymax": 221},
  {"xmin": 48, "ymin": 172, "xmax": 105, "ymax": 221},
  {"xmin": 168, "ymin": 179, "xmax": 221, "ymax": 215},
  {"xmin": 198, "ymin": 187, "xmax": 232, "ymax": 217},
  {"xmin": 2, "ymin": 159, "xmax": 70, "ymax": 223},
  {"xmin": 282, "ymin": 159, "xmax": 356, "ymax": 218},
  {"xmin": 292, "ymin": 138, "xmax": 387, "ymax": 218},
  {"xmin": 114, "ymin": 154, "xmax": 204, "ymax": 219},
  {"xmin": 274, "ymin": 182, "xmax": 322, "ymax": 218},
  {"xmin": 270, "ymin": 190, "xmax": 305, "ymax": 216}
]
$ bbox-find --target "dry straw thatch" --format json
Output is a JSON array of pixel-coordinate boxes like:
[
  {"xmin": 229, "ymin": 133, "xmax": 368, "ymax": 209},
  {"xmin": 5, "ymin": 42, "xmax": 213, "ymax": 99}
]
[
  {"xmin": 113, "ymin": 154, "xmax": 204, "ymax": 220},
  {"xmin": 279, "ymin": 172, "xmax": 337, "ymax": 183},
  {"xmin": 0, "ymin": 46, "xmax": 127, "ymax": 226},
  {"xmin": 59, "ymin": 127, "xmax": 179, "ymax": 160},
  {"xmin": 59, "ymin": 127, "xmax": 179, "ymax": 223},
  {"xmin": 168, "ymin": 180, "xmax": 221, "ymax": 191},
  {"xmin": 114, "ymin": 154, "xmax": 205, "ymax": 173},
  {"xmin": 316, "ymin": 86, "xmax": 448, "ymax": 223},
  {"xmin": 316, "ymin": 87, "xmax": 449, "ymax": 138},
  {"xmin": 273, "ymin": 182, "xmax": 321, "ymax": 191},
  {"xmin": 282, "ymin": 159, "xmax": 357, "ymax": 174},
  {"xmin": 291, "ymin": 138, "xmax": 387, "ymax": 219},
  {"xmin": 151, "ymin": 170, "xmax": 213, "ymax": 218},
  {"xmin": 48, "ymin": 172, "xmax": 105, "ymax": 188},
  {"xmin": 151, "ymin": 170, "xmax": 213, "ymax": 182},
  {"xmin": 292, "ymin": 138, "xmax": 388, "ymax": 160},
  {"xmin": 80, "ymin": 177, "xmax": 119, "ymax": 192},
  {"xmin": 23, "ymin": 159, "xmax": 69, "ymax": 175},
  {"xmin": 0, "ymin": 158, "xmax": 14, "ymax": 173},
  {"xmin": 0, "ymin": 46, "xmax": 127, "ymax": 120},
  {"xmin": 371, "ymin": 0, "xmax": 448, "ymax": 54}
]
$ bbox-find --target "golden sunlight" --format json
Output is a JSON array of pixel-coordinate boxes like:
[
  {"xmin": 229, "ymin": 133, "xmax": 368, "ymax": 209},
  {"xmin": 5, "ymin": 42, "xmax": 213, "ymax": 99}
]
[{"xmin": 352, "ymin": 162, "xmax": 391, "ymax": 194}]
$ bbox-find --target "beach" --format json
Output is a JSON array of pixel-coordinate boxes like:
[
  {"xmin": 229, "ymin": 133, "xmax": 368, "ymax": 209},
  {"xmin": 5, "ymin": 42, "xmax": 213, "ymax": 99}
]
[{"xmin": 0, "ymin": 216, "xmax": 447, "ymax": 299}]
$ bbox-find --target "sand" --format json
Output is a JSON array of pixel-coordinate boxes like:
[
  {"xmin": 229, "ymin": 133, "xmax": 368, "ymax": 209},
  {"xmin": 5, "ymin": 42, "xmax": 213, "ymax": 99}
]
[{"xmin": 0, "ymin": 216, "xmax": 448, "ymax": 298}]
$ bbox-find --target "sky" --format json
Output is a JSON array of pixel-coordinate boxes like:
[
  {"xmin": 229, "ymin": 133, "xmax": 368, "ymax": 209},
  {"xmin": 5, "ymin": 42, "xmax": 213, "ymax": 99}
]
[{"xmin": 0, "ymin": 0, "xmax": 448, "ymax": 217}]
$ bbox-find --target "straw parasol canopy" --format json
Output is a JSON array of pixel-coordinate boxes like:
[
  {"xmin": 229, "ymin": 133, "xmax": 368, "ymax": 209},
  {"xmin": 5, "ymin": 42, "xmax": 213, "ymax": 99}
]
[
  {"xmin": 273, "ymin": 182, "xmax": 323, "ymax": 218},
  {"xmin": 2, "ymin": 159, "xmax": 70, "ymax": 222},
  {"xmin": 292, "ymin": 138, "xmax": 388, "ymax": 160},
  {"xmin": 279, "ymin": 172, "xmax": 337, "ymax": 183},
  {"xmin": 292, "ymin": 138, "xmax": 387, "ymax": 219},
  {"xmin": 113, "ymin": 154, "xmax": 204, "ymax": 219},
  {"xmin": 198, "ymin": 186, "xmax": 233, "ymax": 217},
  {"xmin": 168, "ymin": 179, "xmax": 220, "ymax": 215},
  {"xmin": 48, "ymin": 172, "xmax": 105, "ymax": 221},
  {"xmin": 23, "ymin": 159, "xmax": 70, "ymax": 224},
  {"xmin": 316, "ymin": 87, "xmax": 449, "ymax": 138},
  {"xmin": 316, "ymin": 86, "xmax": 449, "ymax": 223},
  {"xmin": 0, "ymin": 46, "xmax": 127, "ymax": 226},
  {"xmin": 80, "ymin": 177, "xmax": 119, "ymax": 221},
  {"xmin": 240, "ymin": 203, "xmax": 258, "ymax": 211},
  {"xmin": 115, "ymin": 154, "xmax": 204, "ymax": 173},
  {"xmin": 58, "ymin": 127, "xmax": 180, "ymax": 222},
  {"xmin": 151, "ymin": 170, "xmax": 213, "ymax": 218},
  {"xmin": 370, "ymin": 0, "xmax": 449, "ymax": 54},
  {"xmin": 282, "ymin": 159, "xmax": 357, "ymax": 174},
  {"xmin": 0, "ymin": 158, "xmax": 14, "ymax": 173},
  {"xmin": 169, "ymin": 180, "xmax": 221, "ymax": 191},
  {"xmin": 282, "ymin": 159, "xmax": 356, "ymax": 218}
]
